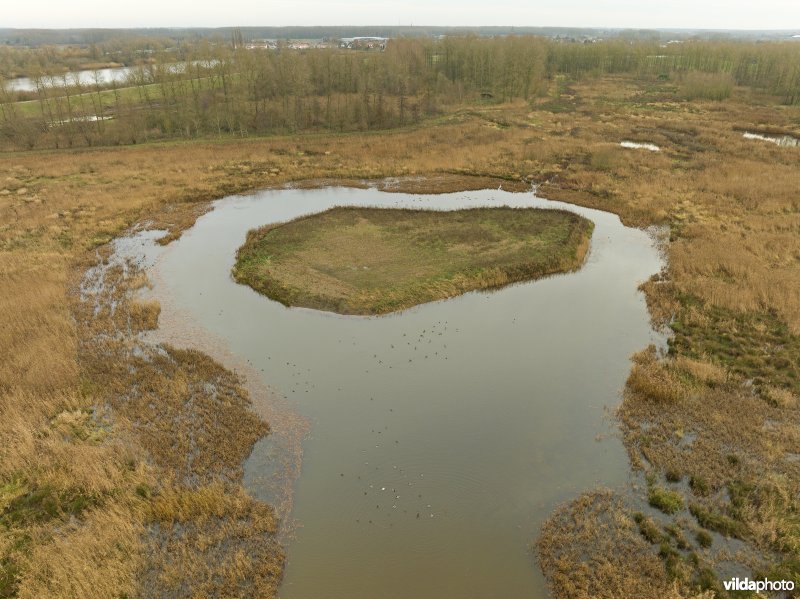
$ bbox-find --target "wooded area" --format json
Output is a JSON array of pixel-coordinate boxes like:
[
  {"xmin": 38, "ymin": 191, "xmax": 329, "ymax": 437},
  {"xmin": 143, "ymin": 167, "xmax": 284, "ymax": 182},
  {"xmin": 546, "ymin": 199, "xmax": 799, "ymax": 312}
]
[{"xmin": 1, "ymin": 36, "xmax": 799, "ymax": 149}]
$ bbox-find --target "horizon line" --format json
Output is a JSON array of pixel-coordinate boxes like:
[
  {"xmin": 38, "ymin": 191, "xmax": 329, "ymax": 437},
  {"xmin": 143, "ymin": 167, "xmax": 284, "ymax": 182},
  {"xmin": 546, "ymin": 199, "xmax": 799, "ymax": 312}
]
[{"xmin": 1, "ymin": 25, "xmax": 799, "ymax": 33}]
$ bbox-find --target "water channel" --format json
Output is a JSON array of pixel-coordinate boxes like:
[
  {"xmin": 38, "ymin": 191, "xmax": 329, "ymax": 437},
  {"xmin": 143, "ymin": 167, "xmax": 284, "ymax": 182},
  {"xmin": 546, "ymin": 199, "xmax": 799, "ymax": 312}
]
[{"xmin": 126, "ymin": 185, "xmax": 664, "ymax": 598}]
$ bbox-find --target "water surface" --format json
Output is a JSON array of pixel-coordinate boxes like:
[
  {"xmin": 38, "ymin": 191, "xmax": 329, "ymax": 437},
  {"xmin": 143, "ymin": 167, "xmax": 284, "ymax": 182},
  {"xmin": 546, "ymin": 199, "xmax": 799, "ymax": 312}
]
[
  {"xmin": 3, "ymin": 60, "xmax": 220, "ymax": 93},
  {"xmin": 144, "ymin": 186, "xmax": 664, "ymax": 598},
  {"xmin": 620, "ymin": 140, "xmax": 660, "ymax": 151},
  {"xmin": 743, "ymin": 131, "xmax": 799, "ymax": 147},
  {"xmin": 4, "ymin": 67, "xmax": 133, "ymax": 92}
]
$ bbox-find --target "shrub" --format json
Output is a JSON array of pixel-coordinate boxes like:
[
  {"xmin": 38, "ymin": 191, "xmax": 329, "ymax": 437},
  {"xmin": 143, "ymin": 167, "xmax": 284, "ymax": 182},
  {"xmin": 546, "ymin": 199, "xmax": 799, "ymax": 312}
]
[
  {"xmin": 689, "ymin": 475, "xmax": 710, "ymax": 497},
  {"xmin": 649, "ymin": 486, "xmax": 684, "ymax": 515},
  {"xmin": 634, "ymin": 512, "xmax": 663, "ymax": 544},
  {"xmin": 689, "ymin": 503, "xmax": 746, "ymax": 539},
  {"xmin": 696, "ymin": 530, "xmax": 713, "ymax": 548}
]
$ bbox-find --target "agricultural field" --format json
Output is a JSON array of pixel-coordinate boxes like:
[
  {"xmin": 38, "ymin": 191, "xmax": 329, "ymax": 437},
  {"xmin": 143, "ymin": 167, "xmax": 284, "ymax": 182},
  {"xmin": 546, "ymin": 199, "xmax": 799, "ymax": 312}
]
[{"xmin": 1, "ymin": 32, "xmax": 799, "ymax": 598}]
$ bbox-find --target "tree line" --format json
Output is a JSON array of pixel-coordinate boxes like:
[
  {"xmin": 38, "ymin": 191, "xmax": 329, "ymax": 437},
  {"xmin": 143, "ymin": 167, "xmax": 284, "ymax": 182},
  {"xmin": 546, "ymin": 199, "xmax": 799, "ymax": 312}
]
[{"xmin": 1, "ymin": 36, "xmax": 799, "ymax": 149}]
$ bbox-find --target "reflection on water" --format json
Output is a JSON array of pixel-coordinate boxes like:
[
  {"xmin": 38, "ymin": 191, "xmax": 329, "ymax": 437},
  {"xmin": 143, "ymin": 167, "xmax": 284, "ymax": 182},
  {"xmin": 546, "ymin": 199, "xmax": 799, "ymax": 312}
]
[
  {"xmin": 141, "ymin": 186, "xmax": 664, "ymax": 599},
  {"xmin": 3, "ymin": 67, "xmax": 133, "ymax": 92},
  {"xmin": 3, "ymin": 61, "xmax": 221, "ymax": 93}
]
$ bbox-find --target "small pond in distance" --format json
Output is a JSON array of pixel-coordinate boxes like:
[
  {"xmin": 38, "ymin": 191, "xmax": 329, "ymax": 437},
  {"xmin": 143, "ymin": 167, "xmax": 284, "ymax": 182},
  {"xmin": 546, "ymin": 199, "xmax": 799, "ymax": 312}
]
[{"xmin": 743, "ymin": 131, "xmax": 799, "ymax": 147}]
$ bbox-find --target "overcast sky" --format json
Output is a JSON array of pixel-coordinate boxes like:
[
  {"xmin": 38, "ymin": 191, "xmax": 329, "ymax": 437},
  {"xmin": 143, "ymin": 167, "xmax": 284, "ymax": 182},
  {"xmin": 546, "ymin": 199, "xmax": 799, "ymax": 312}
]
[{"xmin": 3, "ymin": 0, "xmax": 799, "ymax": 30}]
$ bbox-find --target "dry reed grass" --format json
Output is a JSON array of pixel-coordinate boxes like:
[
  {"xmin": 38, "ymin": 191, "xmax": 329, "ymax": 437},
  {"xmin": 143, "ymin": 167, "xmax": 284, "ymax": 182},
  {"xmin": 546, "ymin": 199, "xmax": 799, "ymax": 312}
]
[
  {"xmin": 627, "ymin": 347, "xmax": 686, "ymax": 404},
  {"xmin": 143, "ymin": 484, "xmax": 283, "ymax": 597},
  {"xmin": 537, "ymin": 489, "xmax": 688, "ymax": 598},
  {"xmin": 619, "ymin": 346, "xmax": 800, "ymax": 592},
  {"xmin": 16, "ymin": 504, "xmax": 144, "ymax": 599}
]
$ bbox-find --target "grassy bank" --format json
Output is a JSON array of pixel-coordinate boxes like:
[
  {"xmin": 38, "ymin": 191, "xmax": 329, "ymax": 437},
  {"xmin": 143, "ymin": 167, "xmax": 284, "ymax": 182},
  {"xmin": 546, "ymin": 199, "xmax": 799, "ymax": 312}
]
[
  {"xmin": 233, "ymin": 206, "xmax": 592, "ymax": 315},
  {"xmin": 1, "ymin": 72, "xmax": 799, "ymax": 596}
]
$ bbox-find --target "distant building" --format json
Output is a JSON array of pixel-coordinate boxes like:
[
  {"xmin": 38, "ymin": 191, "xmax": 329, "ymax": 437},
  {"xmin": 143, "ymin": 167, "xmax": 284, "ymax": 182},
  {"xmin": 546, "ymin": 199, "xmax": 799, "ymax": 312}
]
[
  {"xmin": 245, "ymin": 39, "xmax": 277, "ymax": 50},
  {"xmin": 339, "ymin": 37, "xmax": 388, "ymax": 50}
]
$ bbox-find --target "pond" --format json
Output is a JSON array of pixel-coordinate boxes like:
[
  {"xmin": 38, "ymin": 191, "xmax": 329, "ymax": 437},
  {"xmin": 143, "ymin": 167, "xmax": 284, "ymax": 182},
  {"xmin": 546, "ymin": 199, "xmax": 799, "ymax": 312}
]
[
  {"xmin": 620, "ymin": 141, "xmax": 660, "ymax": 152},
  {"xmin": 3, "ymin": 67, "xmax": 133, "ymax": 92},
  {"xmin": 3, "ymin": 60, "xmax": 220, "ymax": 93},
  {"xmin": 127, "ymin": 185, "xmax": 665, "ymax": 598},
  {"xmin": 743, "ymin": 131, "xmax": 799, "ymax": 148}
]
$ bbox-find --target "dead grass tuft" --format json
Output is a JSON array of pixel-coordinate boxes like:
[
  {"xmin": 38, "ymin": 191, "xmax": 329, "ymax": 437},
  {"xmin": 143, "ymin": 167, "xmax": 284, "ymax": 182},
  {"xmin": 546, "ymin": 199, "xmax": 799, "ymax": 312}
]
[
  {"xmin": 673, "ymin": 356, "xmax": 728, "ymax": 386},
  {"xmin": 762, "ymin": 386, "xmax": 798, "ymax": 410},
  {"xmin": 626, "ymin": 347, "xmax": 686, "ymax": 404}
]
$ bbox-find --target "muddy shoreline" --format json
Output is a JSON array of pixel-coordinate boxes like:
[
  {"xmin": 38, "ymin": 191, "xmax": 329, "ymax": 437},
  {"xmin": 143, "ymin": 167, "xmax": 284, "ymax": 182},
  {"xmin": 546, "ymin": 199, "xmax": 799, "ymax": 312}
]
[{"xmin": 142, "ymin": 253, "xmax": 310, "ymax": 536}]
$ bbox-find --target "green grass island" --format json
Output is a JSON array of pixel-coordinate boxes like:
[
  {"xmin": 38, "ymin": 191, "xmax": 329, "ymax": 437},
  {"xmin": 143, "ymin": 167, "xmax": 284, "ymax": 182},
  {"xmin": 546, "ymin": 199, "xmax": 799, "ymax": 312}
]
[{"xmin": 233, "ymin": 205, "xmax": 594, "ymax": 315}]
